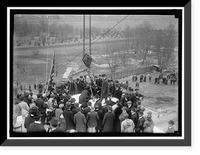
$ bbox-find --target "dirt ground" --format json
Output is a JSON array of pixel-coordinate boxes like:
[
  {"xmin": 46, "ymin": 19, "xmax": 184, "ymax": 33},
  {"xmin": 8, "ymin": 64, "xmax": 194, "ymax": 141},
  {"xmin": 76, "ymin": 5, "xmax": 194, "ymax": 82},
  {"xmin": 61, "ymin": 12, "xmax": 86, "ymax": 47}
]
[{"xmin": 118, "ymin": 72, "xmax": 179, "ymax": 132}]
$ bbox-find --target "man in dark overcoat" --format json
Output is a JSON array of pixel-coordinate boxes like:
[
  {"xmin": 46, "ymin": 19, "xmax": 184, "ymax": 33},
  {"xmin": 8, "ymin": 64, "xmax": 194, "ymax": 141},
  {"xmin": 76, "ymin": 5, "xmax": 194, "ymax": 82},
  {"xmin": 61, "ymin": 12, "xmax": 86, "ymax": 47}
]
[
  {"xmin": 95, "ymin": 106, "xmax": 103, "ymax": 132},
  {"xmin": 63, "ymin": 103, "xmax": 75, "ymax": 132},
  {"xmin": 113, "ymin": 83, "xmax": 122, "ymax": 101},
  {"xmin": 101, "ymin": 74, "xmax": 109, "ymax": 100},
  {"xmin": 34, "ymin": 94, "xmax": 47, "ymax": 125},
  {"xmin": 102, "ymin": 106, "xmax": 115, "ymax": 132}
]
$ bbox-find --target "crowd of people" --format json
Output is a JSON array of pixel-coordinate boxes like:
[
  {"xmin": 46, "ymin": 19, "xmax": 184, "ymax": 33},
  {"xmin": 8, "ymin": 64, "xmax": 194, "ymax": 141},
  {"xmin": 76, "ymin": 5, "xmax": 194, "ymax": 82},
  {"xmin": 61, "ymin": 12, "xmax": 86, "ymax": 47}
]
[
  {"xmin": 15, "ymin": 30, "xmax": 125, "ymax": 47},
  {"xmin": 13, "ymin": 73, "xmax": 175, "ymax": 134}
]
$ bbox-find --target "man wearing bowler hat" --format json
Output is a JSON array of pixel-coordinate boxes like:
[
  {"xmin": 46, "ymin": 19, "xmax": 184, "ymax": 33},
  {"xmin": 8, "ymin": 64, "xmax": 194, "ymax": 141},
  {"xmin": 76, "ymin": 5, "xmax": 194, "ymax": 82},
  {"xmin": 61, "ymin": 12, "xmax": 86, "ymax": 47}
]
[
  {"xmin": 28, "ymin": 108, "xmax": 46, "ymax": 132},
  {"xmin": 166, "ymin": 120, "xmax": 175, "ymax": 133}
]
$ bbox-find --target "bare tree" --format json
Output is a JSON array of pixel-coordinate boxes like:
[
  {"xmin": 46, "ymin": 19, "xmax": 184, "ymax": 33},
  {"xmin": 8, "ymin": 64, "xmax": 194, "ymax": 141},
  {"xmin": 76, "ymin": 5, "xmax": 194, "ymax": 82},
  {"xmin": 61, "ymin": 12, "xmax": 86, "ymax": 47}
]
[
  {"xmin": 153, "ymin": 24, "xmax": 177, "ymax": 71},
  {"xmin": 14, "ymin": 61, "xmax": 34, "ymax": 84},
  {"xmin": 103, "ymin": 43, "xmax": 122, "ymax": 73},
  {"xmin": 133, "ymin": 21, "xmax": 154, "ymax": 65}
]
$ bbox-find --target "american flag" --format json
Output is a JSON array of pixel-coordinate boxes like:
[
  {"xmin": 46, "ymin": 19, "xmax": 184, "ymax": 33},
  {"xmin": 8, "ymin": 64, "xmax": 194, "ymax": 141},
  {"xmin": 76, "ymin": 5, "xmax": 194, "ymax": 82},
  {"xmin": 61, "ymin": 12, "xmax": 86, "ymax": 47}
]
[{"xmin": 46, "ymin": 52, "xmax": 56, "ymax": 93}]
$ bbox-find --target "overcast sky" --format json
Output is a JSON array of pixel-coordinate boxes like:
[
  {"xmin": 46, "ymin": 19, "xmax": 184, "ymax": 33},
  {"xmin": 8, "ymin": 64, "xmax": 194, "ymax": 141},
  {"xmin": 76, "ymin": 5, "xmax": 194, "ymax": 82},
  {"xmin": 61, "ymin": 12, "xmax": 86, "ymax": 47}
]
[{"xmin": 14, "ymin": 15, "xmax": 178, "ymax": 31}]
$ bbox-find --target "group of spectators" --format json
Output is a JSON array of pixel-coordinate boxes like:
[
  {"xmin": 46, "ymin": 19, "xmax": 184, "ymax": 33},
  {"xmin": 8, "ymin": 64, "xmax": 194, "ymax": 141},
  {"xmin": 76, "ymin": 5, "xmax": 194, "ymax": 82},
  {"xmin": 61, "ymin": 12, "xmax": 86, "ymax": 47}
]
[
  {"xmin": 154, "ymin": 72, "xmax": 178, "ymax": 85},
  {"xmin": 13, "ymin": 73, "xmax": 175, "ymax": 134}
]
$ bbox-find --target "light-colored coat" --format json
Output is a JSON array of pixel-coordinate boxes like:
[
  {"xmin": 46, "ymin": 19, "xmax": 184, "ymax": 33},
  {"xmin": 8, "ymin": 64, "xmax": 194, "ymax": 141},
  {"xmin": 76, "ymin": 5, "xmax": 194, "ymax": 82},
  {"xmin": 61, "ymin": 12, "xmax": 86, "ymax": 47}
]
[{"xmin": 121, "ymin": 118, "xmax": 135, "ymax": 133}]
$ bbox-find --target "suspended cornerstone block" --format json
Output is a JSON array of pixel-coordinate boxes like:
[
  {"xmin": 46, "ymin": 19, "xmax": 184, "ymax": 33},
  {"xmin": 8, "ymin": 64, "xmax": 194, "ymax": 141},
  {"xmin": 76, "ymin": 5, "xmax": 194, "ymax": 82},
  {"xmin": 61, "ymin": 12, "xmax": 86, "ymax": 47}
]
[{"xmin": 82, "ymin": 53, "xmax": 93, "ymax": 68}]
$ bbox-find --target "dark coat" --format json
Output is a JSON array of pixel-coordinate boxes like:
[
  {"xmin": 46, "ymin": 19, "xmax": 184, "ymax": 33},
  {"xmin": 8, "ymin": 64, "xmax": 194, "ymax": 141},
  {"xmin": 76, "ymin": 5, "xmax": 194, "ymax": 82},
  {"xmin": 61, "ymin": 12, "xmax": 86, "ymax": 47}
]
[
  {"xmin": 113, "ymin": 88, "xmax": 122, "ymax": 100},
  {"xmin": 102, "ymin": 111, "xmax": 115, "ymax": 132},
  {"xmin": 69, "ymin": 81, "xmax": 76, "ymax": 95},
  {"xmin": 79, "ymin": 90, "xmax": 90, "ymax": 104},
  {"xmin": 82, "ymin": 107, "xmax": 91, "ymax": 118},
  {"xmin": 101, "ymin": 105, "xmax": 108, "ymax": 118},
  {"xmin": 74, "ymin": 112, "xmax": 87, "ymax": 132},
  {"xmin": 28, "ymin": 122, "xmax": 46, "ymax": 132},
  {"xmin": 101, "ymin": 79, "xmax": 109, "ymax": 99},
  {"xmin": 87, "ymin": 111, "xmax": 98, "ymax": 128},
  {"xmin": 135, "ymin": 116, "xmax": 145, "ymax": 133},
  {"xmin": 35, "ymin": 98, "xmax": 46, "ymax": 113},
  {"xmin": 108, "ymin": 84, "xmax": 115, "ymax": 96},
  {"xmin": 24, "ymin": 116, "xmax": 35, "ymax": 130},
  {"xmin": 63, "ymin": 109, "xmax": 75, "ymax": 130},
  {"xmin": 79, "ymin": 79, "xmax": 86, "ymax": 92},
  {"xmin": 72, "ymin": 107, "xmax": 78, "ymax": 115},
  {"xmin": 120, "ymin": 96, "xmax": 129, "ymax": 107},
  {"xmin": 129, "ymin": 94, "xmax": 137, "ymax": 105},
  {"xmin": 113, "ymin": 106, "xmax": 122, "ymax": 132},
  {"xmin": 95, "ymin": 109, "xmax": 103, "ymax": 132},
  {"xmin": 130, "ymin": 112, "xmax": 138, "ymax": 127},
  {"xmin": 76, "ymin": 81, "xmax": 82, "ymax": 93},
  {"xmin": 96, "ymin": 78, "xmax": 102, "ymax": 88}
]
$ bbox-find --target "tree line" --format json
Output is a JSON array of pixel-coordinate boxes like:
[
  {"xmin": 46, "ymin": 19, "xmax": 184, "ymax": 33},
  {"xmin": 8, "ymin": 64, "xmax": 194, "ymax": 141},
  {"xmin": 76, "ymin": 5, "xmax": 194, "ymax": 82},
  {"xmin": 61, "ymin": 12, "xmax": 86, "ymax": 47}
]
[
  {"xmin": 104, "ymin": 21, "xmax": 178, "ymax": 73},
  {"xmin": 14, "ymin": 18, "xmax": 104, "ymax": 39}
]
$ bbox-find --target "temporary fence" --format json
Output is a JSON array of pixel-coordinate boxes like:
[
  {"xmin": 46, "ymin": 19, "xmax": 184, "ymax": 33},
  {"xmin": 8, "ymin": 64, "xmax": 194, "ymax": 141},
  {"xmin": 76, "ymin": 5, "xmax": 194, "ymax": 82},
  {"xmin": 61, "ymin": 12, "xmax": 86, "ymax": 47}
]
[
  {"xmin": 13, "ymin": 75, "xmax": 45, "ymax": 94},
  {"xmin": 106, "ymin": 66, "xmax": 154, "ymax": 80}
]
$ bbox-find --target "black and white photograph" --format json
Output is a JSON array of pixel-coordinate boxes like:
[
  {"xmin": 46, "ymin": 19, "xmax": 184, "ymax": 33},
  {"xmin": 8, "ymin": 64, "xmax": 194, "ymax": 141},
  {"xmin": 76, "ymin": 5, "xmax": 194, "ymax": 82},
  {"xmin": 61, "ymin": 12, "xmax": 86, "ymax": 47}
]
[
  {"xmin": 12, "ymin": 13, "xmax": 179, "ymax": 133},
  {"xmin": 4, "ymin": 5, "xmax": 191, "ymax": 146}
]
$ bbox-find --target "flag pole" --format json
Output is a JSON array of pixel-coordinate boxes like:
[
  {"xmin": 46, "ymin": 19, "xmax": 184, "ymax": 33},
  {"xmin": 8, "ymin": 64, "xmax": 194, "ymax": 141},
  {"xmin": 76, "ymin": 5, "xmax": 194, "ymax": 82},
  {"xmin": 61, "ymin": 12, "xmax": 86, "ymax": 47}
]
[{"xmin": 45, "ymin": 51, "xmax": 55, "ymax": 94}]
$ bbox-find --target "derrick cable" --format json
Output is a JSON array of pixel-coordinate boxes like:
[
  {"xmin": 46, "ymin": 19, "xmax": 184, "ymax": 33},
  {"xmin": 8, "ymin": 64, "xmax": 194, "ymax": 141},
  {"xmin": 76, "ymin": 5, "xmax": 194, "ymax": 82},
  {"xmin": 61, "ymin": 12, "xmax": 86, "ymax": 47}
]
[{"xmin": 39, "ymin": 15, "xmax": 129, "ymax": 84}]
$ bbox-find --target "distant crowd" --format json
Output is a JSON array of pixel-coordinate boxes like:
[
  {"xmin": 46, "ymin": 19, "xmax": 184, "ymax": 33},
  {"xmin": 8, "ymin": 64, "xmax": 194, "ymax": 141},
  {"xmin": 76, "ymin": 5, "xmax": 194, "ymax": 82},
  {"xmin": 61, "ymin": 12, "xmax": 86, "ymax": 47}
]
[{"xmin": 15, "ymin": 30, "xmax": 124, "ymax": 47}]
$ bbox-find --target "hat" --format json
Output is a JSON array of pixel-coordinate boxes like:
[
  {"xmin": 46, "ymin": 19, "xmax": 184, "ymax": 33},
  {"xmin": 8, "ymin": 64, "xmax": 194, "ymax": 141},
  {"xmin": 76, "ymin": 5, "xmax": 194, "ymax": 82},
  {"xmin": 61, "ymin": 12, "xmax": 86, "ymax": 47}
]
[
  {"xmin": 37, "ymin": 93, "xmax": 42, "ymax": 98},
  {"xmin": 94, "ymin": 105, "xmax": 99, "ymax": 110},
  {"xmin": 168, "ymin": 120, "xmax": 175, "ymax": 125},
  {"xmin": 127, "ymin": 101, "xmax": 132, "ymax": 104},
  {"xmin": 29, "ymin": 106, "xmax": 38, "ymax": 114},
  {"xmin": 70, "ymin": 98, "xmax": 76, "ymax": 104},
  {"xmin": 59, "ymin": 104, "xmax": 64, "ymax": 108},
  {"xmin": 140, "ymin": 107, "xmax": 145, "ymax": 111},
  {"xmin": 29, "ymin": 107, "xmax": 42, "ymax": 119}
]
